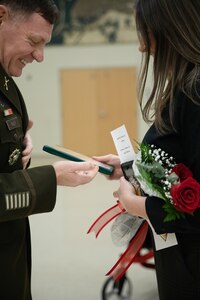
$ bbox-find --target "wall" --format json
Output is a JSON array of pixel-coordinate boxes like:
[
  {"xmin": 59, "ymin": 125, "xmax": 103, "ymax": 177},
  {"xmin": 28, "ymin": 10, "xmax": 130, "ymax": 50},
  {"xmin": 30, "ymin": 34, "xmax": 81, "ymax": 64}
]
[
  {"xmin": 16, "ymin": 44, "xmax": 155, "ymax": 300},
  {"xmin": 15, "ymin": 44, "xmax": 150, "ymax": 156}
]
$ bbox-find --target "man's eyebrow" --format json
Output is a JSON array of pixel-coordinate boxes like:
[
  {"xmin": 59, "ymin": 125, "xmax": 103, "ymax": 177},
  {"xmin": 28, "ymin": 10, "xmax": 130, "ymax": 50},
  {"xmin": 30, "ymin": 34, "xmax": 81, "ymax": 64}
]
[{"xmin": 29, "ymin": 33, "xmax": 50, "ymax": 44}]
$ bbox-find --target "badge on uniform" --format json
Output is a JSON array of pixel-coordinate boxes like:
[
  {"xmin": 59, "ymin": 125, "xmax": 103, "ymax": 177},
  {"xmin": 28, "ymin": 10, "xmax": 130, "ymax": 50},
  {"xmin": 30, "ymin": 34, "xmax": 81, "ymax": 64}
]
[
  {"xmin": 8, "ymin": 148, "xmax": 21, "ymax": 166},
  {"xmin": 6, "ymin": 116, "xmax": 20, "ymax": 130},
  {"xmin": 4, "ymin": 108, "xmax": 13, "ymax": 116},
  {"xmin": 4, "ymin": 76, "xmax": 9, "ymax": 91}
]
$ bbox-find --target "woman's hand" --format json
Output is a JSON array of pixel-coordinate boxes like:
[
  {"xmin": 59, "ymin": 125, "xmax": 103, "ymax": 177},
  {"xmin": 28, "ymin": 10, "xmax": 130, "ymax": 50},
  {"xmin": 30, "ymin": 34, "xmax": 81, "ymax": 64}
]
[
  {"xmin": 53, "ymin": 161, "xmax": 99, "ymax": 187},
  {"xmin": 113, "ymin": 176, "xmax": 148, "ymax": 219},
  {"xmin": 93, "ymin": 154, "xmax": 123, "ymax": 180},
  {"xmin": 22, "ymin": 120, "xmax": 33, "ymax": 169}
]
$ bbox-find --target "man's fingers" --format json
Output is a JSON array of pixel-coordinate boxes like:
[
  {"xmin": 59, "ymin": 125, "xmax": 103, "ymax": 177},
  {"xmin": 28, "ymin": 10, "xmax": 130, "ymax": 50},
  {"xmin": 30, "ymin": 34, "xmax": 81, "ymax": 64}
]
[
  {"xmin": 113, "ymin": 190, "xmax": 119, "ymax": 198},
  {"xmin": 27, "ymin": 120, "xmax": 33, "ymax": 131},
  {"xmin": 71, "ymin": 161, "xmax": 99, "ymax": 172}
]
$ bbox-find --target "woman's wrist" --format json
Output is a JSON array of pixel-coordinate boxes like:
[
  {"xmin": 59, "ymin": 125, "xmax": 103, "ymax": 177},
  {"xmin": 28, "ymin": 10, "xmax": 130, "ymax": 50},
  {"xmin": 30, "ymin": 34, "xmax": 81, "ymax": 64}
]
[{"xmin": 125, "ymin": 195, "xmax": 148, "ymax": 220}]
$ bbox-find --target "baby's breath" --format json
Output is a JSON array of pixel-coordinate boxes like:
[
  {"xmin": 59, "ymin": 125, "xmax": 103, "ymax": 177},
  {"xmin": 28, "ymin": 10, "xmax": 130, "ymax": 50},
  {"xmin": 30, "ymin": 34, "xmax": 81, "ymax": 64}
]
[{"xmin": 133, "ymin": 142, "xmax": 185, "ymax": 222}]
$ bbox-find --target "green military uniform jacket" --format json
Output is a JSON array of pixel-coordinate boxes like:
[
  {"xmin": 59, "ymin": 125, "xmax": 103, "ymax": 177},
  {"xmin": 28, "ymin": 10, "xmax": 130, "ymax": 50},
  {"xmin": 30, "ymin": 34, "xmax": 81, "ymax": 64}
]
[{"xmin": 0, "ymin": 65, "xmax": 57, "ymax": 300}]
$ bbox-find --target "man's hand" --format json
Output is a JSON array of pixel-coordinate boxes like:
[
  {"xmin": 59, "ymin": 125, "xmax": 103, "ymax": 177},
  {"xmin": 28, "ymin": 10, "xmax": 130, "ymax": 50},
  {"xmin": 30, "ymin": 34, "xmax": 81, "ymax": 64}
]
[{"xmin": 22, "ymin": 120, "xmax": 33, "ymax": 169}]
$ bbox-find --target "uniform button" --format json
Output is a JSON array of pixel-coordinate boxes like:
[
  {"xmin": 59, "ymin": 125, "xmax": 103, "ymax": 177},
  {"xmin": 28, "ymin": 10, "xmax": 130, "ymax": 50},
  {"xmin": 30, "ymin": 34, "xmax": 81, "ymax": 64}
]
[{"xmin": 14, "ymin": 133, "xmax": 18, "ymax": 140}]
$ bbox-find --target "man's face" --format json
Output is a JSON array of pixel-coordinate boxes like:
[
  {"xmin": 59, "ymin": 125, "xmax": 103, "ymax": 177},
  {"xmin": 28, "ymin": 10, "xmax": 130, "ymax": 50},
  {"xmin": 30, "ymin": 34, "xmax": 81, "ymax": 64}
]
[{"xmin": 0, "ymin": 10, "xmax": 53, "ymax": 77}]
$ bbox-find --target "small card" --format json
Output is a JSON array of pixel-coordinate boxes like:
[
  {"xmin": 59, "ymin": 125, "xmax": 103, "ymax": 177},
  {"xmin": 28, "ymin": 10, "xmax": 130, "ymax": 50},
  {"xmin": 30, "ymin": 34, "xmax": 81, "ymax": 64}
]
[
  {"xmin": 111, "ymin": 124, "xmax": 135, "ymax": 163},
  {"xmin": 148, "ymin": 221, "xmax": 178, "ymax": 251}
]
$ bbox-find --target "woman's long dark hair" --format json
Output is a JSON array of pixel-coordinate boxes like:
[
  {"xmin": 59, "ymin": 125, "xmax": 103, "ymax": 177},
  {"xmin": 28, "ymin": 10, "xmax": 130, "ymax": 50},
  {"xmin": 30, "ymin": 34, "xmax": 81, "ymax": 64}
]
[{"xmin": 135, "ymin": 0, "xmax": 200, "ymax": 133}]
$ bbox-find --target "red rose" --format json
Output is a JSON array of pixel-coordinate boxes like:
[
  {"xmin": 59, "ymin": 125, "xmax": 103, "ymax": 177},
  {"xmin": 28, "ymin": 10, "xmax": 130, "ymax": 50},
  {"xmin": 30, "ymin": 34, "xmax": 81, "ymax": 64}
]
[
  {"xmin": 170, "ymin": 177, "xmax": 200, "ymax": 214},
  {"xmin": 171, "ymin": 163, "xmax": 193, "ymax": 182}
]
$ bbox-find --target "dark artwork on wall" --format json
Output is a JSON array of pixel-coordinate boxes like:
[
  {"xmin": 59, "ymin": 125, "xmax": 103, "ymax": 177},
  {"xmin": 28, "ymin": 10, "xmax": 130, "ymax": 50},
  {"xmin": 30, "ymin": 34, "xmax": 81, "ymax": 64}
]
[{"xmin": 51, "ymin": 0, "xmax": 137, "ymax": 45}]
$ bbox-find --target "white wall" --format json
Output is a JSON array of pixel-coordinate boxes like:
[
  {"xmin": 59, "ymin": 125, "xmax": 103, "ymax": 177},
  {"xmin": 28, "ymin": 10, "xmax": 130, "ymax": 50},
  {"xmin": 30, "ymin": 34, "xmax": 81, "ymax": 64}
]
[
  {"xmin": 15, "ymin": 44, "xmax": 150, "ymax": 156},
  {"xmin": 15, "ymin": 44, "xmax": 155, "ymax": 300}
]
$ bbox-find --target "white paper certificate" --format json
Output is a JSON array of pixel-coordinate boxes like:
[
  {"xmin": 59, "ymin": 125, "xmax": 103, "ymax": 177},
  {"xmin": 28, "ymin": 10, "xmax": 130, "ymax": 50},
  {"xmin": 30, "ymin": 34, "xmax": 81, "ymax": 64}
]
[{"xmin": 111, "ymin": 124, "xmax": 135, "ymax": 163}]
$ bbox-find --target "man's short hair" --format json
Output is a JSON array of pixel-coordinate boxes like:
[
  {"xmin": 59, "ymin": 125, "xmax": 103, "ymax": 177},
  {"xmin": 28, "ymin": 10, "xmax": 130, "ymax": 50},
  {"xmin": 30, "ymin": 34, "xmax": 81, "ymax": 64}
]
[{"xmin": 0, "ymin": 0, "xmax": 59, "ymax": 24}]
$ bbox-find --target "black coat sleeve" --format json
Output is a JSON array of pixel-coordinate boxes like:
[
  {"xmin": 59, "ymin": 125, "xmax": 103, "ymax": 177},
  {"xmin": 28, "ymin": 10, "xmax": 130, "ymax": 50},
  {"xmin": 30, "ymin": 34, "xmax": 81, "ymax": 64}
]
[{"xmin": 145, "ymin": 90, "xmax": 200, "ymax": 234}]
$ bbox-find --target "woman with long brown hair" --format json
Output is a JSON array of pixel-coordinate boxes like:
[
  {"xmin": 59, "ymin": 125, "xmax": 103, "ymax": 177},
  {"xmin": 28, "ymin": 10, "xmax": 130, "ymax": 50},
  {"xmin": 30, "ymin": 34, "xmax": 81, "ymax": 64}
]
[{"xmin": 96, "ymin": 0, "xmax": 200, "ymax": 298}]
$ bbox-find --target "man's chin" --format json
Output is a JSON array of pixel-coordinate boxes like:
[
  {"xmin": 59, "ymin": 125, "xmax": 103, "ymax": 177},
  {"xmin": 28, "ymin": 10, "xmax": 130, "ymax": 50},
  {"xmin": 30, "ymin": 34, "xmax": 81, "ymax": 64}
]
[
  {"xmin": 10, "ymin": 70, "xmax": 23, "ymax": 77},
  {"xmin": 7, "ymin": 65, "xmax": 24, "ymax": 77}
]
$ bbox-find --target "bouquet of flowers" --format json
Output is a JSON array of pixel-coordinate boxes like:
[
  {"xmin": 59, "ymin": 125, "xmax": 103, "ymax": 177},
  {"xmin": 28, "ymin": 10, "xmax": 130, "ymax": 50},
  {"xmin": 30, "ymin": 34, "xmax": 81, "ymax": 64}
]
[
  {"xmin": 88, "ymin": 140, "xmax": 200, "ymax": 281},
  {"xmin": 133, "ymin": 143, "xmax": 200, "ymax": 222}
]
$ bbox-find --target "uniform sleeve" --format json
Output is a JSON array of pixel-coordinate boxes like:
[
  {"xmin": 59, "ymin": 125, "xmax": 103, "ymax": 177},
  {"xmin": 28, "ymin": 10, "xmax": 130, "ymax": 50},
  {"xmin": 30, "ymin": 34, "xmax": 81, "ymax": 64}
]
[
  {"xmin": 145, "ymin": 89, "xmax": 200, "ymax": 234},
  {"xmin": 0, "ymin": 165, "xmax": 57, "ymax": 222}
]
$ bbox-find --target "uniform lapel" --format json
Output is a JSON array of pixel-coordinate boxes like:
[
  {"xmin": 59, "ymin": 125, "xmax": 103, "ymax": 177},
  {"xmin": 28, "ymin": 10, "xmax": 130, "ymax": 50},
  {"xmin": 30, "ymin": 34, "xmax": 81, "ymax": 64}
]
[{"xmin": 0, "ymin": 64, "xmax": 22, "ymax": 115}]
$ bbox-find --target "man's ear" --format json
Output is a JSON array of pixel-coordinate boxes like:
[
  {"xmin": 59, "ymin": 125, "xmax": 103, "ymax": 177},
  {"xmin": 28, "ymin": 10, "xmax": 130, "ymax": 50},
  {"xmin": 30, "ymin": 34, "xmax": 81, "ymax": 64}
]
[{"xmin": 0, "ymin": 5, "xmax": 9, "ymax": 25}]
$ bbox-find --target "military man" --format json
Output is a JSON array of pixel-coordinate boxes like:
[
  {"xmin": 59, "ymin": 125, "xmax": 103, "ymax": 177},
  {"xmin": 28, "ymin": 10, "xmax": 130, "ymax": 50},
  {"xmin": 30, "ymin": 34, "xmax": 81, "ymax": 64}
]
[{"xmin": 0, "ymin": 1, "xmax": 98, "ymax": 299}]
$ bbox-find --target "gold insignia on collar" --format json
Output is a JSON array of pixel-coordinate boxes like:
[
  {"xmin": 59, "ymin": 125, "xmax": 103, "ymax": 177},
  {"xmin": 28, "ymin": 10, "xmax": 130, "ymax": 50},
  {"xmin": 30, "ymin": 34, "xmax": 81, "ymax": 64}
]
[
  {"xmin": 4, "ymin": 76, "xmax": 9, "ymax": 91},
  {"xmin": 8, "ymin": 149, "xmax": 21, "ymax": 166}
]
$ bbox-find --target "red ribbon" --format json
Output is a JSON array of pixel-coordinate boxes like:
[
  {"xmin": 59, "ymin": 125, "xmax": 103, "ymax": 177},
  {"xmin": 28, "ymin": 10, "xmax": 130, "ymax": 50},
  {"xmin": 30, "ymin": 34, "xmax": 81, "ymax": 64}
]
[
  {"xmin": 106, "ymin": 221, "xmax": 148, "ymax": 281},
  {"xmin": 87, "ymin": 201, "xmax": 125, "ymax": 237},
  {"xmin": 87, "ymin": 202, "xmax": 149, "ymax": 282}
]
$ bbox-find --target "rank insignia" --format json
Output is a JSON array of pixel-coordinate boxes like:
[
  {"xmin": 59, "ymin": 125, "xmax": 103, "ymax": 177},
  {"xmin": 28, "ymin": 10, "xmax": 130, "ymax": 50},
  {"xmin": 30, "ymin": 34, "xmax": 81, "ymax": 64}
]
[
  {"xmin": 8, "ymin": 148, "xmax": 21, "ymax": 166},
  {"xmin": 4, "ymin": 76, "xmax": 9, "ymax": 91},
  {"xmin": 5, "ymin": 192, "xmax": 30, "ymax": 210}
]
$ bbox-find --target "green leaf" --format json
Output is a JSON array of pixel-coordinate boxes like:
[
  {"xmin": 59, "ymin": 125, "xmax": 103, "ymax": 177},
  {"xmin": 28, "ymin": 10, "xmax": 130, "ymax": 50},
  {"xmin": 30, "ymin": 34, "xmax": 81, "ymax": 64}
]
[
  {"xmin": 168, "ymin": 172, "xmax": 179, "ymax": 184},
  {"xmin": 136, "ymin": 161, "xmax": 167, "ymax": 199},
  {"xmin": 140, "ymin": 142, "xmax": 154, "ymax": 163},
  {"xmin": 137, "ymin": 161, "xmax": 166, "ymax": 179},
  {"xmin": 163, "ymin": 202, "xmax": 185, "ymax": 222}
]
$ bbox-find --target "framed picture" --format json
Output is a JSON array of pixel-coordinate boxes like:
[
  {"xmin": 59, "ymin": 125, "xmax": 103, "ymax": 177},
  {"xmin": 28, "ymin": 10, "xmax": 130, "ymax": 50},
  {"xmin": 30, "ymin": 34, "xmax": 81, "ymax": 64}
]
[{"xmin": 51, "ymin": 0, "xmax": 138, "ymax": 45}]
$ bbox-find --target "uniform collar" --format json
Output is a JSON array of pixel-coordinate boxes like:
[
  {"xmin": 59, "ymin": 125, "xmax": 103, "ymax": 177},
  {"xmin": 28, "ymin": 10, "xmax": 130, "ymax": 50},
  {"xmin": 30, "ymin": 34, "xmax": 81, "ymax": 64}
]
[{"xmin": 0, "ymin": 64, "xmax": 22, "ymax": 115}]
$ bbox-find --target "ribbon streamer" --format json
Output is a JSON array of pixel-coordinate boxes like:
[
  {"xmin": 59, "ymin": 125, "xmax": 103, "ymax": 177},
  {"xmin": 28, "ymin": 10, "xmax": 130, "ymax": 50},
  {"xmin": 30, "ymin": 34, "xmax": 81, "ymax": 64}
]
[
  {"xmin": 106, "ymin": 221, "xmax": 148, "ymax": 281},
  {"xmin": 87, "ymin": 202, "xmax": 149, "ymax": 282},
  {"xmin": 87, "ymin": 201, "xmax": 125, "ymax": 237}
]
